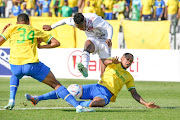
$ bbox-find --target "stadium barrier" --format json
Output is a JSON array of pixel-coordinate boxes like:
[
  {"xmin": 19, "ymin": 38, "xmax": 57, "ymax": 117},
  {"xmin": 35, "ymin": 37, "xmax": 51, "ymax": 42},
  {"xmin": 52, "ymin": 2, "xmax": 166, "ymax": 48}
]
[
  {"xmin": 122, "ymin": 20, "xmax": 171, "ymax": 49},
  {"xmin": 1, "ymin": 48, "xmax": 180, "ymax": 82},
  {"xmin": 0, "ymin": 17, "xmax": 171, "ymax": 49}
]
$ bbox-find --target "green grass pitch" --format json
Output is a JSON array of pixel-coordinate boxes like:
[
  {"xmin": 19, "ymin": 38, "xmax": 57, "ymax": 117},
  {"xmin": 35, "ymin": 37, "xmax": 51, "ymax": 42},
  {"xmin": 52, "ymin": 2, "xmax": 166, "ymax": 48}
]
[{"xmin": 0, "ymin": 77, "xmax": 180, "ymax": 120}]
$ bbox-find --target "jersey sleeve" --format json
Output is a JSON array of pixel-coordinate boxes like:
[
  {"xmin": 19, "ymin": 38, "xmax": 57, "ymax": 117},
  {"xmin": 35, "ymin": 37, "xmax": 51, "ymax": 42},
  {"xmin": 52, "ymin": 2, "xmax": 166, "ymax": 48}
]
[
  {"xmin": 162, "ymin": 1, "xmax": 165, "ymax": 8},
  {"xmin": 0, "ymin": 25, "xmax": 13, "ymax": 41},
  {"xmin": 36, "ymin": 30, "xmax": 53, "ymax": 44},
  {"xmin": 51, "ymin": 17, "xmax": 75, "ymax": 29},
  {"xmin": 125, "ymin": 74, "xmax": 135, "ymax": 91}
]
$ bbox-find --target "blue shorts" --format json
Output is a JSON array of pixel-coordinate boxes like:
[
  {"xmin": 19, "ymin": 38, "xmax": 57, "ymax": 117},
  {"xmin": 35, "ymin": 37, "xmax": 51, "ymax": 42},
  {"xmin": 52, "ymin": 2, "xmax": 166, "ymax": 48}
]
[
  {"xmin": 72, "ymin": 7, "xmax": 78, "ymax": 13},
  {"xmin": 10, "ymin": 61, "xmax": 50, "ymax": 82},
  {"xmin": 104, "ymin": 12, "xmax": 113, "ymax": 20},
  {"xmin": 81, "ymin": 84, "xmax": 112, "ymax": 105},
  {"xmin": 143, "ymin": 15, "xmax": 152, "ymax": 21}
]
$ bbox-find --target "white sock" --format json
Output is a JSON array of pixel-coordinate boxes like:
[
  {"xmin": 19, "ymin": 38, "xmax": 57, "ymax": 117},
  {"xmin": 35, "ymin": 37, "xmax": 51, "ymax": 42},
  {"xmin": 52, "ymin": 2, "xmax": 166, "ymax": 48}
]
[
  {"xmin": 76, "ymin": 105, "xmax": 83, "ymax": 109},
  {"xmin": 81, "ymin": 51, "xmax": 90, "ymax": 69},
  {"xmin": 9, "ymin": 99, "xmax": 15, "ymax": 103}
]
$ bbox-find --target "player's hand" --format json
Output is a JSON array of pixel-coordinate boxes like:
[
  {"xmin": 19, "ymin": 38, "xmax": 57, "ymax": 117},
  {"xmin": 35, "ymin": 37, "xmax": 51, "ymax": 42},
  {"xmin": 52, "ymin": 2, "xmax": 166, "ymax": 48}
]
[
  {"xmin": 105, "ymin": 39, "xmax": 112, "ymax": 47},
  {"xmin": 112, "ymin": 56, "xmax": 120, "ymax": 64},
  {"xmin": 145, "ymin": 102, "xmax": 160, "ymax": 108},
  {"xmin": 43, "ymin": 25, "xmax": 52, "ymax": 31},
  {"xmin": 2, "ymin": 23, "xmax": 12, "ymax": 34}
]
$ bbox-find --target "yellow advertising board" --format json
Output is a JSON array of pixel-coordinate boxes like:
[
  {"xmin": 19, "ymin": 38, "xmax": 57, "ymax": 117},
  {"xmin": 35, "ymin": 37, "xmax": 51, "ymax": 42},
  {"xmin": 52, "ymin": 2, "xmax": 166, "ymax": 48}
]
[{"xmin": 122, "ymin": 20, "xmax": 170, "ymax": 49}]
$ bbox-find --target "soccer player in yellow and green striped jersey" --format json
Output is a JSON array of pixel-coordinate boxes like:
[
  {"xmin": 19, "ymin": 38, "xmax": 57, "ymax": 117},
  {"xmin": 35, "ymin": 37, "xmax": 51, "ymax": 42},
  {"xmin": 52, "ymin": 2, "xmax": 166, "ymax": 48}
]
[
  {"xmin": 79, "ymin": 53, "xmax": 160, "ymax": 108},
  {"xmin": 27, "ymin": 53, "xmax": 160, "ymax": 108},
  {"xmin": 1, "ymin": 22, "xmax": 54, "ymax": 65},
  {"xmin": 0, "ymin": 13, "xmax": 95, "ymax": 113}
]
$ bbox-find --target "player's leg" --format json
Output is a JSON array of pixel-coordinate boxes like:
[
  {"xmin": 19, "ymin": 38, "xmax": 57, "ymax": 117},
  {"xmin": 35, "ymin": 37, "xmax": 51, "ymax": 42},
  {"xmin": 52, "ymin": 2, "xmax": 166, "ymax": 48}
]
[
  {"xmin": 99, "ymin": 41, "xmax": 111, "ymax": 76},
  {"xmin": 25, "ymin": 62, "xmax": 79, "ymax": 107},
  {"xmin": 78, "ymin": 84, "xmax": 112, "ymax": 107},
  {"xmin": 79, "ymin": 84, "xmax": 112, "ymax": 107},
  {"xmin": 25, "ymin": 62, "xmax": 95, "ymax": 112},
  {"xmin": 4, "ymin": 64, "xmax": 23, "ymax": 110},
  {"xmin": 76, "ymin": 84, "xmax": 95, "ymax": 107},
  {"xmin": 89, "ymin": 97, "xmax": 106, "ymax": 107},
  {"xmin": 87, "ymin": 84, "xmax": 112, "ymax": 107},
  {"xmin": 40, "ymin": 71, "xmax": 95, "ymax": 112},
  {"xmin": 78, "ymin": 40, "xmax": 95, "ymax": 77},
  {"xmin": 25, "ymin": 90, "xmax": 58, "ymax": 105}
]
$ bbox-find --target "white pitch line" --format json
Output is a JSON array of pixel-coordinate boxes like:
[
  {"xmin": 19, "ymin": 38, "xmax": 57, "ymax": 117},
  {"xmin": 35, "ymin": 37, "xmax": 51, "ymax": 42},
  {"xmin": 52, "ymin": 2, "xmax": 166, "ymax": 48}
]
[
  {"xmin": 0, "ymin": 107, "xmax": 145, "ymax": 111},
  {"xmin": 1, "ymin": 106, "xmax": 178, "ymax": 111}
]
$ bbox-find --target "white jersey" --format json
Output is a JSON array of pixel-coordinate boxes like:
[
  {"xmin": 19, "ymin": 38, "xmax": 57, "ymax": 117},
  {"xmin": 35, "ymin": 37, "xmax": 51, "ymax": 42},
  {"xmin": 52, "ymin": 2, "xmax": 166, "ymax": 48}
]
[{"xmin": 51, "ymin": 13, "xmax": 113, "ymax": 41}]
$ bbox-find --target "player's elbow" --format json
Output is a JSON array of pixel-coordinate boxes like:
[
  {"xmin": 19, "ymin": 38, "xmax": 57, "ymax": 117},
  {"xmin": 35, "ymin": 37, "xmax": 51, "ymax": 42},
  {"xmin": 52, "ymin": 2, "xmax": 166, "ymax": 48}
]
[
  {"xmin": 54, "ymin": 41, "xmax": 60, "ymax": 47},
  {"xmin": 50, "ymin": 38, "xmax": 60, "ymax": 47}
]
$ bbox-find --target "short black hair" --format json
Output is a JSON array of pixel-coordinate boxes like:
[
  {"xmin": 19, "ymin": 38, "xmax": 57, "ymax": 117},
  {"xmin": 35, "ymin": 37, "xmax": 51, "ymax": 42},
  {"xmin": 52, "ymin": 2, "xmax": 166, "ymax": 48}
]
[
  {"xmin": 73, "ymin": 13, "xmax": 84, "ymax": 24},
  {"xmin": 123, "ymin": 53, "xmax": 134, "ymax": 59},
  {"xmin": 17, "ymin": 13, "xmax": 29, "ymax": 23}
]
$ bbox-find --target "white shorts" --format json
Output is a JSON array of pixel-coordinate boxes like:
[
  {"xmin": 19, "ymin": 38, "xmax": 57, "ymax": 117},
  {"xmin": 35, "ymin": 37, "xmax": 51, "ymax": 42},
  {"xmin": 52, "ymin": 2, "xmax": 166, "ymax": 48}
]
[{"xmin": 87, "ymin": 38, "xmax": 111, "ymax": 59}]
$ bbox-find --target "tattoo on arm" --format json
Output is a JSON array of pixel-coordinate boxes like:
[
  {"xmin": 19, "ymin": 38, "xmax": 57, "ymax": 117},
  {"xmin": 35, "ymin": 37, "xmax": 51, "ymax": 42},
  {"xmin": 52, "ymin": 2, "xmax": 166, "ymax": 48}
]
[
  {"xmin": 130, "ymin": 89, "xmax": 147, "ymax": 105},
  {"xmin": 131, "ymin": 90, "xmax": 141, "ymax": 103}
]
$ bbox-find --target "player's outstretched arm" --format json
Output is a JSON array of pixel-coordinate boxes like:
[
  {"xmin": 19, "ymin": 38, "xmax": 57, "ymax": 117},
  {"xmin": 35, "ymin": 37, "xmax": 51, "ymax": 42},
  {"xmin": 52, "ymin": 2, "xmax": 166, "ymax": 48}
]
[
  {"xmin": 43, "ymin": 18, "xmax": 71, "ymax": 31},
  {"xmin": 129, "ymin": 88, "xmax": 160, "ymax": 108},
  {"xmin": 38, "ymin": 38, "xmax": 60, "ymax": 49}
]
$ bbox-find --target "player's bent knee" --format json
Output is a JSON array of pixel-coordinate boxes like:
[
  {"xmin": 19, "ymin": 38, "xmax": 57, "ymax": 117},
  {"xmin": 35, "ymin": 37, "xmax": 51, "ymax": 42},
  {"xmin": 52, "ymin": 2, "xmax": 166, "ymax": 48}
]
[
  {"xmin": 90, "ymin": 99, "xmax": 106, "ymax": 107},
  {"xmin": 42, "ymin": 72, "xmax": 61, "ymax": 89}
]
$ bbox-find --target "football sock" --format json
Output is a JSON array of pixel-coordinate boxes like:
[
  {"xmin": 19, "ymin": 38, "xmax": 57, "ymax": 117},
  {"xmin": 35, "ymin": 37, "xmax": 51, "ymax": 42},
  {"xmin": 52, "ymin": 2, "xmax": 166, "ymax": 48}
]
[
  {"xmin": 56, "ymin": 86, "xmax": 79, "ymax": 108},
  {"xmin": 82, "ymin": 50, "xmax": 90, "ymax": 69},
  {"xmin": 78, "ymin": 100, "xmax": 92, "ymax": 107},
  {"xmin": 38, "ymin": 90, "xmax": 58, "ymax": 101},
  {"xmin": 10, "ymin": 75, "xmax": 19, "ymax": 100}
]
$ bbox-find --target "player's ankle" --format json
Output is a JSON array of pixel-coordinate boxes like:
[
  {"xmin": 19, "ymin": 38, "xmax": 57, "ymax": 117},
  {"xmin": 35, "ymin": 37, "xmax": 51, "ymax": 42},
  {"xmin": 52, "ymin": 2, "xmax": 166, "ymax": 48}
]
[{"xmin": 76, "ymin": 105, "xmax": 83, "ymax": 109}]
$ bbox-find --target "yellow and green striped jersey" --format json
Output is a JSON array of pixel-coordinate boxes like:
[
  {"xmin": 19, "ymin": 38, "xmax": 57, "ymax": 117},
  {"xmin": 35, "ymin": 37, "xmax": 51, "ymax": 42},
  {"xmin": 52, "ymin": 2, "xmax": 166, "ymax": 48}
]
[
  {"xmin": 99, "ymin": 62, "xmax": 135, "ymax": 102},
  {"xmin": 1, "ymin": 24, "xmax": 53, "ymax": 65}
]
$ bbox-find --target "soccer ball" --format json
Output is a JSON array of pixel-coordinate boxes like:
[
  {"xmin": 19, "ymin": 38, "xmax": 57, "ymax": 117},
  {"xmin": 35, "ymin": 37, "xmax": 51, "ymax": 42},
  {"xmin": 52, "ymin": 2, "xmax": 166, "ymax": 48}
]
[{"xmin": 67, "ymin": 84, "xmax": 82, "ymax": 99}]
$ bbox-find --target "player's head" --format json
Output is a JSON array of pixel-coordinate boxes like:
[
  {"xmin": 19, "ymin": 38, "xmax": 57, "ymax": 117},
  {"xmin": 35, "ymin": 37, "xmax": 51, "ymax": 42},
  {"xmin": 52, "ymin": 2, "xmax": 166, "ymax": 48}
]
[
  {"xmin": 64, "ymin": 0, "xmax": 68, "ymax": 5},
  {"xmin": 73, "ymin": 13, "xmax": 86, "ymax": 31},
  {"xmin": 17, "ymin": 13, "xmax": 29, "ymax": 25},
  {"xmin": 121, "ymin": 53, "xmax": 134, "ymax": 69}
]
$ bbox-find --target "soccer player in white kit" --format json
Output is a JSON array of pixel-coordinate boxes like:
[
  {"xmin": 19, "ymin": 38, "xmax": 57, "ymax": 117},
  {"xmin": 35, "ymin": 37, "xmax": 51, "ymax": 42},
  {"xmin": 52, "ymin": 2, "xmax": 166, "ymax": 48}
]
[{"xmin": 43, "ymin": 13, "xmax": 113, "ymax": 77}]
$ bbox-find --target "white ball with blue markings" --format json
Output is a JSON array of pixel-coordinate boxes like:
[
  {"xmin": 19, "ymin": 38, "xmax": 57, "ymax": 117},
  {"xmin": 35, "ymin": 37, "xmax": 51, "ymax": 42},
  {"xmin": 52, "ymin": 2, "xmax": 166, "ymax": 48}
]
[{"xmin": 67, "ymin": 84, "xmax": 82, "ymax": 99}]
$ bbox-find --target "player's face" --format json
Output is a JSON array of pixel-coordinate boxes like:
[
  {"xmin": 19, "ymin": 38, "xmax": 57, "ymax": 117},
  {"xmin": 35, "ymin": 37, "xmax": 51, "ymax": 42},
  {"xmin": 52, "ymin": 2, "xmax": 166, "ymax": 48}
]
[
  {"xmin": 16, "ymin": 21, "xmax": 30, "ymax": 25},
  {"xmin": 75, "ymin": 21, "xmax": 86, "ymax": 31},
  {"xmin": 121, "ymin": 55, "xmax": 133, "ymax": 69}
]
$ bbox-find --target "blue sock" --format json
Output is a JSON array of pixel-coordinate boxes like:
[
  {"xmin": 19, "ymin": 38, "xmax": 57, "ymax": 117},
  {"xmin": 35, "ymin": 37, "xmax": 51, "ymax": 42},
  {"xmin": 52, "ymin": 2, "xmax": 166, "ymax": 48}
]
[
  {"xmin": 56, "ymin": 86, "xmax": 79, "ymax": 108},
  {"xmin": 10, "ymin": 75, "xmax": 19, "ymax": 100},
  {"xmin": 38, "ymin": 90, "xmax": 58, "ymax": 101},
  {"xmin": 78, "ymin": 100, "xmax": 92, "ymax": 107}
]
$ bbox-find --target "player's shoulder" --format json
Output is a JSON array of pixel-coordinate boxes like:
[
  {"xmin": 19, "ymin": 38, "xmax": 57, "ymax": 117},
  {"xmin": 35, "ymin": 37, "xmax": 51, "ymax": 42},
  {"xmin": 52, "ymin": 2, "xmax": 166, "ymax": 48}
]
[
  {"xmin": 5, "ymin": 24, "xmax": 20, "ymax": 32},
  {"xmin": 63, "ymin": 17, "xmax": 75, "ymax": 25}
]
